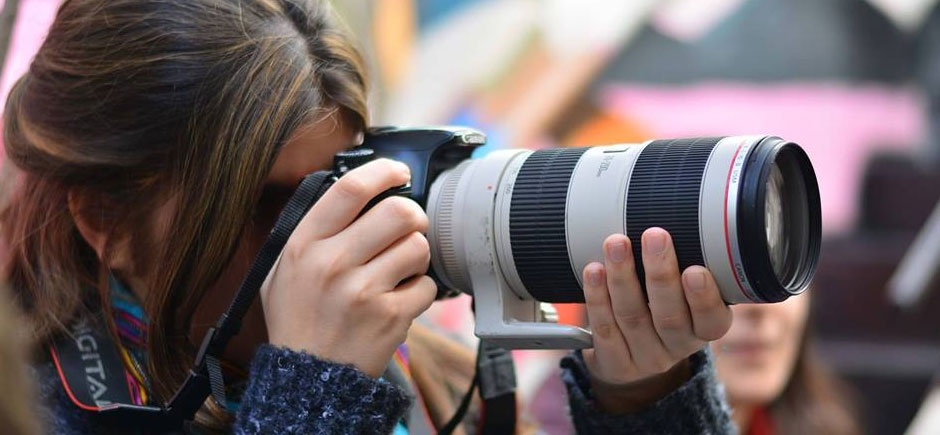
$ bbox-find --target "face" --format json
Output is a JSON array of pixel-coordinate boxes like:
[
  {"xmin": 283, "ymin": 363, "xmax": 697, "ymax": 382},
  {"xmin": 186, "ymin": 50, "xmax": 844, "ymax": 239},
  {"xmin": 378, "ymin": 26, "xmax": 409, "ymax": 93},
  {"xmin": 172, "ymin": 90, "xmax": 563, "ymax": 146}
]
[
  {"xmin": 188, "ymin": 113, "xmax": 359, "ymax": 367},
  {"xmin": 709, "ymin": 292, "xmax": 810, "ymax": 408}
]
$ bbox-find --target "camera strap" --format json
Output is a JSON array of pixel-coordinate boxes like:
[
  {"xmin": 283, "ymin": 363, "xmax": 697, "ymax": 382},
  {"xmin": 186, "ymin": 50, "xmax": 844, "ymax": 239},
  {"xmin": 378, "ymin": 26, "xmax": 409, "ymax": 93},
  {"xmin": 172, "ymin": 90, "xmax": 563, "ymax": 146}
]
[
  {"xmin": 50, "ymin": 314, "xmax": 138, "ymax": 411},
  {"xmin": 50, "ymin": 165, "xmax": 518, "ymax": 432},
  {"xmin": 47, "ymin": 171, "xmax": 335, "ymax": 431}
]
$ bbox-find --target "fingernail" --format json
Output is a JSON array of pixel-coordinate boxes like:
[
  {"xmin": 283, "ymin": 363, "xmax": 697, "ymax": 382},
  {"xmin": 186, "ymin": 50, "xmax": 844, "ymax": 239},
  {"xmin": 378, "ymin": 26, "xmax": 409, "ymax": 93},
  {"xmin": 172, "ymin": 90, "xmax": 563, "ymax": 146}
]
[
  {"xmin": 396, "ymin": 162, "xmax": 411, "ymax": 178},
  {"xmin": 586, "ymin": 267, "xmax": 603, "ymax": 287},
  {"xmin": 607, "ymin": 240, "xmax": 628, "ymax": 263},
  {"xmin": 644, "ymin": 230, "xmax": 667, "ymax": 255},
  {"xmin": 686, "ymin": 268, "xmax": 706, "ymax": 292}
]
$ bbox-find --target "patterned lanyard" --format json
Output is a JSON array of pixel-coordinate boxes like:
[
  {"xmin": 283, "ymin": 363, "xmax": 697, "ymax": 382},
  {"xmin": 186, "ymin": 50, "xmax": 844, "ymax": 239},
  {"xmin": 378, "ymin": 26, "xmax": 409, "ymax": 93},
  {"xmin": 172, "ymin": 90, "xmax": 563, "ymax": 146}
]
[{"xmin": 109, "ymin": 276, "xmax": 150, "ymax": 406}]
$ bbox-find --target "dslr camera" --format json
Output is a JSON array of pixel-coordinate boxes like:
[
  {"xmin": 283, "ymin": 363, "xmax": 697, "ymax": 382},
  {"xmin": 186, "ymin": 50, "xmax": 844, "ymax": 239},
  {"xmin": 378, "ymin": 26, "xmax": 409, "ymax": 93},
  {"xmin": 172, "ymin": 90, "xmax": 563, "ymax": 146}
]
[{"xmin": 340, "ymin": 126, "xmax": 821, "ymax": 350}]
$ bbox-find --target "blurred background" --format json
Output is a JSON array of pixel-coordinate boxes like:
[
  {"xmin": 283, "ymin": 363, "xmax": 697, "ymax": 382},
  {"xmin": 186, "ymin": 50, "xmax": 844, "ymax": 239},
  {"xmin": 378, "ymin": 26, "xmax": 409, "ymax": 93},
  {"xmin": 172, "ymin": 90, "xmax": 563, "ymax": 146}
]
[{"xmin": 3, "ymin": 0, "xmax": 940, "ymax": 433}]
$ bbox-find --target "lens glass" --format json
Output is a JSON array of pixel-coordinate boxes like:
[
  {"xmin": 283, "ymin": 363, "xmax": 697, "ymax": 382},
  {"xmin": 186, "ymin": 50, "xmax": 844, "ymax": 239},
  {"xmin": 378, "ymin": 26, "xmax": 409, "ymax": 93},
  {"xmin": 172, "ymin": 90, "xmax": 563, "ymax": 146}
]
[{"xmin": 765, "ymin": 163, "xmax": 788, "ymax": 282}]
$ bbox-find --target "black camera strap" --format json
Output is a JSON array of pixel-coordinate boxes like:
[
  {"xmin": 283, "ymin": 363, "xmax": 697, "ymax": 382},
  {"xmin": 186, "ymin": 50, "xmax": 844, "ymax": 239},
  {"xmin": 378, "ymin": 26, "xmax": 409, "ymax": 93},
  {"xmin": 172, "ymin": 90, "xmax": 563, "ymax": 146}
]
[
  {"xmin": 50, "ymin": 314, "xmax": 138, "ymax": 411},
  {"xmin": 197, "ymin": 170, "xmax": 335, "ymax": 405}
]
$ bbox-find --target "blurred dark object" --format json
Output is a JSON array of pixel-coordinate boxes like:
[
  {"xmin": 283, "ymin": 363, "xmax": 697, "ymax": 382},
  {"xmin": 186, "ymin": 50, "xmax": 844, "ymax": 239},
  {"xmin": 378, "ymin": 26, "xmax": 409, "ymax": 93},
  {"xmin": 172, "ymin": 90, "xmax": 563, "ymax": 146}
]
[
  {"xmin": 917, "ymin": 4, "xmax": 940, "ymax": 164},
  {"xmin": 859, "ymin": 152, "xmax": 940, "ymax": 233},
  {"xmin": 0, "ymin": 0, "xmax": 19, "ymax": 74},
  {"xmin": 815, "ymin": 152, "xmax": 940, "ymax": 435},
  {"xmin": 595, "ymin": 0, "xmax": 914, "ymax": 86}
]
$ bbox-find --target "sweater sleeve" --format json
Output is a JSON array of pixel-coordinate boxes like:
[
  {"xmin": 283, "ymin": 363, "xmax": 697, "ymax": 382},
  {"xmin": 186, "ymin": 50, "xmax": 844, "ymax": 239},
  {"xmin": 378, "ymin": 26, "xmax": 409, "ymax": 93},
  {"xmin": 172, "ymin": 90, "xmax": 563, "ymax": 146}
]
[
  {"xmin": 560, "ymin": 348, "xmax": 736, "ymax": 435},
  {"xmin": 234, "ymin": 344, "xmax": 412, "ymax": 435}
]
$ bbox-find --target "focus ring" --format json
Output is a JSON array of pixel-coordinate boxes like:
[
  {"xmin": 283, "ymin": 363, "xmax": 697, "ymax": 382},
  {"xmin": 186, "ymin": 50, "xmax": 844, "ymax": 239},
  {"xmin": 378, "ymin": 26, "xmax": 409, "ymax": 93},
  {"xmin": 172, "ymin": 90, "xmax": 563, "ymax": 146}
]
[
  {"xmin": 509, "ymin": 148, "xmax": 587, "ymax": 303},
  {"xmin": 626, "ymin": 138, "xmax": 719, "ymax": 292},
  {"xmin": 434, "ymin": 161, "xmax": 472, "ymax": 292}
]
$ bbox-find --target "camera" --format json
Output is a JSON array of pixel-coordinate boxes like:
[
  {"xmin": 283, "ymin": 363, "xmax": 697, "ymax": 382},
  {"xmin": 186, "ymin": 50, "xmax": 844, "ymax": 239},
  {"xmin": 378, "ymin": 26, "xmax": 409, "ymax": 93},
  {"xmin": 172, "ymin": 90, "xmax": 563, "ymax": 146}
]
[{"xmin": 340, "ymin": 126, "xmax": 821, "ymax": 350}]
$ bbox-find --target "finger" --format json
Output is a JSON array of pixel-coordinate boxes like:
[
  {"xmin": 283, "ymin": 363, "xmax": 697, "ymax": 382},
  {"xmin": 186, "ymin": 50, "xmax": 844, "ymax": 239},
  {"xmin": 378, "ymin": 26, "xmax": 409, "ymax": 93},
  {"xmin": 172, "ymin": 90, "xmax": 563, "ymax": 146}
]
[
  {"xmin": 641, "ymin": 228, "xmax": 698, "ymax": 357},
  {"xmin": 387, "ymin": 274, "xmax": 437, "ymax": 320},
  {"xmin": 360, "ymin": 231, "xmax": 431, "ymax": 290},
  {"xmin": 297, "ymin": 159, "xmax": 412, "ymax": 241},
  {"xmin": 581, "ymin": 262, "xmax": 633, "ymax": 376},
  {"xmin": 682, "ymin": 266, "xmax": 732, "ymax": 341},
  {"xmin": 602, "ymin": 234, "xmax": 671, "ymax": 373},
  {"xmin": 334, "ymin": 196, "xmax": 428, "ymax": 266}
]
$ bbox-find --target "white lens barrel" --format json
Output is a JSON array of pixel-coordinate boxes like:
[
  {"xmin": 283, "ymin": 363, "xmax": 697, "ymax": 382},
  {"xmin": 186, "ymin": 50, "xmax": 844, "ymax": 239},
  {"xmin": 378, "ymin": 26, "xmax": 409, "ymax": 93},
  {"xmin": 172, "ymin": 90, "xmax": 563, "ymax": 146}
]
[{"xmin": 427, "ymin": 136, "xmax": 819, "ymax": 305}]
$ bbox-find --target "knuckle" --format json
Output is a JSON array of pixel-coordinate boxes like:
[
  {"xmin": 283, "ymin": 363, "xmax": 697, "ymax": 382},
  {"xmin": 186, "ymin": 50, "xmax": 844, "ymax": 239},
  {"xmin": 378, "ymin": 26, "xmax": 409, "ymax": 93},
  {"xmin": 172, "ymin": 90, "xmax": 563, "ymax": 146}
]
[
  {"xmin": 351, "ymin": 284, "xmax": 374, "ymax": 306},
  {"xmin": 375, "ymin": 158, "xmax": 410, "ymax": 182},
  {"xmin": 320, "ymin": 251, "xmax": 349, "ymax": 278},
  {"xmin": 605, "ymin": 273, "xmax": 630, "ymax": 292},
  {"xmin": 613, "ymin": 310, "xmax": 650, "ymax": 332},
  {"xmin": 592, "ymin": 322, "xmax": 618, "ymax": 340},
  {"xmin": 334, "ymin": 176, "xmax": 370, "ymax": 201},
  {"xmin": 281, "ymin": 241, "xmax": 305, "ymax": 264},
  {"xmin": 654, "ymin": 313, "xmax": 688, "ymax": 332},
  {"xmin": 405, "ymin": 231, "xmax": 430, "ymax": 254},
  {"xmin": 645, "ymin": 271, "xmax": 674, "ymax": 288},
  {"xmin": 385, "ymin": 197, "xmax": 424, "ymax": 226},
  {"xmin": 383, "ymin": 298, "xmax": 405, "ymax": 321}
]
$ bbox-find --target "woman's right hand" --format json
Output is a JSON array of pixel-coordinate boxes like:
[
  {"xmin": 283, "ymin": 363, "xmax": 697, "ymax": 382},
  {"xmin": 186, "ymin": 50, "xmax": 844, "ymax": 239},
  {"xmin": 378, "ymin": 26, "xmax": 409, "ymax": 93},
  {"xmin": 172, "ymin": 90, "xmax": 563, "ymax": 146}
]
[{"xmin": 260, "ymin": 159, "xmax": 437, "ymax": 378}]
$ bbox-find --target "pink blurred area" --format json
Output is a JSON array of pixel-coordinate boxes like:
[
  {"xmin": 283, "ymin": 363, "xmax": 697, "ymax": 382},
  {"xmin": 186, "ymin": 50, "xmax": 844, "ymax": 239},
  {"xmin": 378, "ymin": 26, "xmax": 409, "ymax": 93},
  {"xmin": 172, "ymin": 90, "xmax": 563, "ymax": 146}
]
[
  {"xmin": 0, "ymin": 1, "xmax": 60, "ymax": 263},
  {"xmin": 601, "ymin": 82, "xmax": 926, "ymax": 235},
  {"xmin": 0, "ymin": 0, "xmax": 60, "ymax": 105}
]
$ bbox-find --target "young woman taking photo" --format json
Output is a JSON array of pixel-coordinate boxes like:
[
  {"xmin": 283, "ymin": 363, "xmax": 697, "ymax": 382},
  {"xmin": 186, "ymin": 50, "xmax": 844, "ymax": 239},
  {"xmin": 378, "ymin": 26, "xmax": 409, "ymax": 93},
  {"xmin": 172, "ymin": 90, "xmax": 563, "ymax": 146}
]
[{"xmin": 0, "ymin": 0, "xmax": 734, "ymax": 432}]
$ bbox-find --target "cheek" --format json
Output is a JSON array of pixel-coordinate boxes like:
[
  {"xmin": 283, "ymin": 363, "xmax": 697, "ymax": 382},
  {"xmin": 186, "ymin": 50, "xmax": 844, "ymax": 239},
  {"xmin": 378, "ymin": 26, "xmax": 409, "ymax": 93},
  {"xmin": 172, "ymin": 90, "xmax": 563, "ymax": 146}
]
[
  {"xmin": 711, "ymin": 341, "xmax": 797, "ymax": 406},
  {"xmin": 711, "ymin": 300, "xmax": 809, "ymax": 407}
]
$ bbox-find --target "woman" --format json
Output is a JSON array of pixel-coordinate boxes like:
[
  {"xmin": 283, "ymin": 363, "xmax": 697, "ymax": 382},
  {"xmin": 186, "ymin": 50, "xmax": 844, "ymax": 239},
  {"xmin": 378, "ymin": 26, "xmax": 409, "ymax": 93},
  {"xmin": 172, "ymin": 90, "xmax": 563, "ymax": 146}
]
[
  {"xmin": 711, "ymin": 292, "xmax": 860, "ymax": 435},
  {"xmin": 0, "ymin": 0, "xmax": 734, "ymax": 433}
]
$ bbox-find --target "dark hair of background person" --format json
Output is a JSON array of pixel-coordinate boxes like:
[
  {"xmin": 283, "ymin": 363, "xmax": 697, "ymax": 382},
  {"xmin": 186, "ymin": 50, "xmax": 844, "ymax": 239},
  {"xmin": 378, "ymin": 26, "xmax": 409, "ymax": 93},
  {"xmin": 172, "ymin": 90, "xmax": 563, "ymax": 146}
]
[
  {"xmin": 770, "ymin": 314, "xmax": 861, "ymax": 435},
  {"xmin": 0, "ymin": 0, "xmax": 367, "ymax": 429}
]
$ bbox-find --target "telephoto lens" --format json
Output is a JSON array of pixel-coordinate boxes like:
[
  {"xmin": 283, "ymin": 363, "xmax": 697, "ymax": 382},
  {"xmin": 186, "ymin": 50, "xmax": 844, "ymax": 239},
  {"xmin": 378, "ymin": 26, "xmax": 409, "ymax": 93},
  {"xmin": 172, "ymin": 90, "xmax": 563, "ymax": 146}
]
[{"xmin": 426, "ymin": 136, "xmax": 821, "ymax": 305}]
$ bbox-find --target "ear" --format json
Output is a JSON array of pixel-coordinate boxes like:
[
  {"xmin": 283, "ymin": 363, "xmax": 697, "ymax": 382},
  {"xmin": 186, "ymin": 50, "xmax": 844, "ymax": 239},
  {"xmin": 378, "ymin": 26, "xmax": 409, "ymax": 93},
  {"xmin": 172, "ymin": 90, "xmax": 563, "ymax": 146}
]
[{"xmin": 67, "ymin": 189, "xmax": 108, "ymax": 260}]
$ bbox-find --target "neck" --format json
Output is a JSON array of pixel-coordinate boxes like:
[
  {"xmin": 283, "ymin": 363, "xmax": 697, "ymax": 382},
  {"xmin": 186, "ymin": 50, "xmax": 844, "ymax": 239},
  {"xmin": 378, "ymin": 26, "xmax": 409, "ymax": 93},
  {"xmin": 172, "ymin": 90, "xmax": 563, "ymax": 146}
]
[{"xmin": 733, "ymin": 403, "xmax": 756, "ymax": 432}]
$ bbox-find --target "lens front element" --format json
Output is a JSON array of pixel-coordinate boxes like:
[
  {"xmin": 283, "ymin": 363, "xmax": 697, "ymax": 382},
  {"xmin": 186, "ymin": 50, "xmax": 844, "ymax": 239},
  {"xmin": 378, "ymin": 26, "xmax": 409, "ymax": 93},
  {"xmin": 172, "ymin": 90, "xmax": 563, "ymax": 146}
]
[{"xmin": 765, "ymin": 162, "xmax": 787, "ymax": 283}]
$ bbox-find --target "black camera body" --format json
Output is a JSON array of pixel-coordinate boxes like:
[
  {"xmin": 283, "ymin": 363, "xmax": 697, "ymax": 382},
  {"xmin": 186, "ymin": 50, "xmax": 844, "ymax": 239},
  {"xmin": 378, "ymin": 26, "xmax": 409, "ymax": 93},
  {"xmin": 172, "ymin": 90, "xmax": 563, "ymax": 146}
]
[
  {"xmin": 352, "ymin": 126, "xmax": 486, "ymax": 207},
  {"xmin": 331, "ymin": 127, "xmax": 488, "ymax": 300}
]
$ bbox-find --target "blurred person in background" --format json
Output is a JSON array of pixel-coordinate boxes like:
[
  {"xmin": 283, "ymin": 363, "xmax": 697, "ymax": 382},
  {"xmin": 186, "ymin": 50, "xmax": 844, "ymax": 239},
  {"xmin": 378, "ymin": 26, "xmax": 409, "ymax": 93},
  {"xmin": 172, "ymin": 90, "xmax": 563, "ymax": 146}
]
[
  {"xmin": 531, "ymin": 290, "xmax": 860, "ymax": 435},
  {"xmin": 711, "ymin": 291, "xmax": 860, "ymax": 435}
]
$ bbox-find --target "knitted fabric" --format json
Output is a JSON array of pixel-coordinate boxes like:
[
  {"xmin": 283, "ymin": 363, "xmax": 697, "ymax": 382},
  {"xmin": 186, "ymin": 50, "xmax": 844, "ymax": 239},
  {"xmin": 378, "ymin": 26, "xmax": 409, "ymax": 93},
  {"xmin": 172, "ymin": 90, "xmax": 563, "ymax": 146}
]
[
  {"xmin": 561, "ymin": 348, "xmax": 736, "ymax": 435},
  {"xmin": 36, "ymin": 335, "xmax": 733, "ymax": 434},
  {"xmin": 234, "ymin": 345, "xmax": 411, "ymax": 434}
]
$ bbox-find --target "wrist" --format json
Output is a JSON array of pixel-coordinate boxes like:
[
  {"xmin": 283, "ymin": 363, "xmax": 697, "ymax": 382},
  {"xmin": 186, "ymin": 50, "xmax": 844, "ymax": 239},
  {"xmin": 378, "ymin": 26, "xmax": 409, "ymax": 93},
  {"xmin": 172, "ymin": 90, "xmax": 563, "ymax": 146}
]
[{"xmin": 589, "ymin": 358, "xmax": 692, "ymax": 414}]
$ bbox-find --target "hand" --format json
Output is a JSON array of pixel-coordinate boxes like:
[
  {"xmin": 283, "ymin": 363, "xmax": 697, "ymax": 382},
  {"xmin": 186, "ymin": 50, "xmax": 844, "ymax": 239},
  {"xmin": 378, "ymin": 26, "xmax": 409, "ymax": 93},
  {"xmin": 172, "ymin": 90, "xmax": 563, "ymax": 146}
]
[
  {"xmin": 581, "ymin": 228, "xmax": 732, "ymax": 412},
  {"xmin": 261, "ymin": 159, "xmax": 437, "ymax": 378}
]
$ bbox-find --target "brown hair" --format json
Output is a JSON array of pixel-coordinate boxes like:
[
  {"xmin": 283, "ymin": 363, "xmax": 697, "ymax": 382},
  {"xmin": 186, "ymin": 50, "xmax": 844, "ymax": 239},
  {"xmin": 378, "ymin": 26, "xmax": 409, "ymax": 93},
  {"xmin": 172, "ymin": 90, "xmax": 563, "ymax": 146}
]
[
  {"xmin": 769, "ymin": 319, "xmax": 861, "ymax": 435},
  {"xmin": 1, "ymin": 0, "xmax": 366, "ymax": 429}
]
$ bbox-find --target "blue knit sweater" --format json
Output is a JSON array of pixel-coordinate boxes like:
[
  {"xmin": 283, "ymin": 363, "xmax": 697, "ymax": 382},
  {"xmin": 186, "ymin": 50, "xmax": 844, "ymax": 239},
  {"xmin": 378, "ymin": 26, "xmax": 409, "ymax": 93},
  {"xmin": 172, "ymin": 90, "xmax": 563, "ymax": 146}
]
[{"xmin": 35, "ymin": 344, "xmax": 733, "ymax": 434}]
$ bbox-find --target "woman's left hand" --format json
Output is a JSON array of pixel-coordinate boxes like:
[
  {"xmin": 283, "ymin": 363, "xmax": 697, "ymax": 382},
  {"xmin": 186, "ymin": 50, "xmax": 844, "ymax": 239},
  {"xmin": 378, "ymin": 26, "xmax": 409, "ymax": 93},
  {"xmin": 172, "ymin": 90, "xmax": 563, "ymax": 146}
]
[{"xmin": 580, "ymin": 227, "xmax": 733, "ymax": 413}]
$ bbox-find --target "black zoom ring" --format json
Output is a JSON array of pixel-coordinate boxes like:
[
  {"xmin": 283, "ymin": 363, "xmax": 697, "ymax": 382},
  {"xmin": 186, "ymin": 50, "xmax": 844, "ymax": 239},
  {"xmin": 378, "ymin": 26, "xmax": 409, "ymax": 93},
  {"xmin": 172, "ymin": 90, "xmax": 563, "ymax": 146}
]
[
  {"xmin": 626, "ymin": 138, "xmax": 719, "ymax": 293},
  {"xmin": 509, "ymin": 148, "xmax": 587, "ymax": 303}
]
